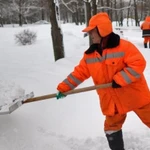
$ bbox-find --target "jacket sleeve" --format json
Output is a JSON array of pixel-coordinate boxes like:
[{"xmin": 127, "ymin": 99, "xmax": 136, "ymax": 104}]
[
  {"xmin": 57, "ymin": 55, "xmax": 90, "ymax": 92},
  {"xmin": 113, "ymin": 42, "xmax": 146, "ymax": 86}
]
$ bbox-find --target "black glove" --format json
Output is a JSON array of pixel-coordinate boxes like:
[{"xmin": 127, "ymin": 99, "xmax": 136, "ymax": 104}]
[{"xmin": 112, "ymin": 80, "xmax": 121, "ymax": 88}]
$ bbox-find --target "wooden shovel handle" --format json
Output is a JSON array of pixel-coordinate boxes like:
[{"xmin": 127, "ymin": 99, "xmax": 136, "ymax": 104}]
[{"xmin": 23, "ymin": 82, "xmax": 112, "ymax": 104}]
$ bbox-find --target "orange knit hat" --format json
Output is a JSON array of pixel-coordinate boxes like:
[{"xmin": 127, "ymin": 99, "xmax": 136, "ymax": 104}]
[{"xmin": 82, "ymin": 12, "xmax": 113, "ymax": 37}]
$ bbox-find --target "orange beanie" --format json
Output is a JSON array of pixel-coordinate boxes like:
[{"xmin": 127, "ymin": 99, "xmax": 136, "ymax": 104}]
[{"xmin": 82, "ymin": 12, "xmax": 113, "ymax": 37}]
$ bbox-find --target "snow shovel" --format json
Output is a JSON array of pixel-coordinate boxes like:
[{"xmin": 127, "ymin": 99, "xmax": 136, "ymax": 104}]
[{"xmin": 0, "ymin": 82, "xmax": 112, "ymax": 115}]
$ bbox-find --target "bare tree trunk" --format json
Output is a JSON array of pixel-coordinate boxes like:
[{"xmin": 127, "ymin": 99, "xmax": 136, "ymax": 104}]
[
  {"xmin": 114, "ymin": 0, "xmax": 118, "ymax": 26},
  {"xmin": 84, "ymin": 0, "xmax": 92, "ymax": 46},
  {"xmin": 127, "ymin": 0, "xmax": 131, "ymax": 26},
  {"xmin": 0, "ymin": 6, "xmax": 3, "ymax": 27},
  {"xmin": 130, "ymin": 9, "xmax": 134, "ymax": 26},
  {"xmin": 40, "ymin": 0, "xmax": 45, "ymax": 20},
  {"xmin": 0, "ymin": 17, "xmax": 3, "ymax": 27},
  {"xmin": 92, "ymin": 0, "xmax": 97, "ymax": 15},
  {"xmin": 19, "ymin": 0, "xmax": 23, "ymax": 26},
  {"xmin": 133, "ymin": 0, "xmax": 139, "ymax": 26},
  {"xmin": 143, "ymin": 0, "xmax": 147, "ymax": 17},
  {"xmin": 147, "ymin": 0, "xmax": 150, "ymax": 15},
  {"xmin": 106, "ymin": 0, "xmax": 110, "ymax": 16},
  {"xmin": 48, "ymin": 0, "xmax": 65, "ymax": 61},
  {"xmin": 65, "ymin": 11, "xmax": 68, "ymax": 23},
  {"xmin": 110, "ymin": 1, "xmax": 112, "ymax": 20},
  {"xmin": 41, "ymin": 9, "xmax": 45, "ymax": 20},
  {"xmin": 100, "ymin": 0, "xmax": 104, "ymax": 12},
  {"xmin": 140, "ymin": 0, "xmax": 144, "ymax": 21},
  {"xmin": 75, "ymin": 3, "xmax": 79, "ymax": 25},
  {"xmin": 119, "ymin": 0, "xmax": 123, "ymax": 26},
  {"xmin": 78, "ymin": 8, "xmax": 84, "ymax": 25},
  {"xmin": 143, "ymin": 0, "xmax": 150, "ymax": 16}
]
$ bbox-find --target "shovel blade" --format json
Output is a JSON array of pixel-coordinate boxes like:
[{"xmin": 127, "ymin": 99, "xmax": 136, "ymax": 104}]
[
  {"xmin": 0, "ymin": 92, "xmax": 34, "ymax": 115},
  {"xmin": 9, "ymin": 101, "xmax": 23, "ymax": 114}
]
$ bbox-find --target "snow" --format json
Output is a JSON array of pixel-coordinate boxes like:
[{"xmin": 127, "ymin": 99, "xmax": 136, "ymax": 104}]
[
  {"xmin": 0, "ymin": 23, "xmax": 150, "ymax": 150},
  {"xmin": 0, "ymin": 80, "xmax": 25, "ymax": 107}
]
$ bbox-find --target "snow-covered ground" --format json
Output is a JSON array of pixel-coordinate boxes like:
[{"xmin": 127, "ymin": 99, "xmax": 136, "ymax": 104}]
[{"xmin": 0, "ymin": 22, "xmax": 150, "ymax": 150}]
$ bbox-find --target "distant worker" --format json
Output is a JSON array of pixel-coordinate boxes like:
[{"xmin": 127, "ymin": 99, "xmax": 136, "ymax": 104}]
[{"xmin": 141, "ymin": 16, "xmax": 150, "ymax": 48}]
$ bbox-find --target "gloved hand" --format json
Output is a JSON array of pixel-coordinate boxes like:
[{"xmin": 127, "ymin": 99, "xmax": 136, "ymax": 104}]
[
  {"xmin": 112, "ymin": 80, "xmax": 121, "ymax": 88},
  {"xmin": 56, "ymin": 91, "xmax": 66, "ymax": 100}
]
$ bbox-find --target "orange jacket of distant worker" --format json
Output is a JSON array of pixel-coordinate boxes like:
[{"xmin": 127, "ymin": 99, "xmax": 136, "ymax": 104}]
[
  {"xmin": 141, "ymin": 16, "xmax": 150, "ymax": 37},
  {"xmin": 57, "ymin": 38, "xmax": 150, "ymax": 116}
]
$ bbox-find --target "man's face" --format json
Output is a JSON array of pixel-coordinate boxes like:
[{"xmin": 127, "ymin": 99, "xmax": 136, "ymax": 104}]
[{"xmin": 89, "ymin": 28, "xmax": 101, "ymax": 44}]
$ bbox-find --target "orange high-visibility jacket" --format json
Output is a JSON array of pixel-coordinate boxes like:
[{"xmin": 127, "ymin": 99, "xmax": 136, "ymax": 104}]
[
  {"xmin": 141, "ymin": 16, "xmax": 150, "ymax": 30},
  {"xmin": 141, "ymin": 16, "xmax": 150, "ymax": 37},
  {"xmin": 57, "ymin": 39, "xmax": 150, "ymax": 116}
]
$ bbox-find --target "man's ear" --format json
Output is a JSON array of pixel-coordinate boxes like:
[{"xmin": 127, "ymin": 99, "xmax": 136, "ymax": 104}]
[{"xmin": 96, "ymin": 26, "xmax": 101, "ymax": 37}]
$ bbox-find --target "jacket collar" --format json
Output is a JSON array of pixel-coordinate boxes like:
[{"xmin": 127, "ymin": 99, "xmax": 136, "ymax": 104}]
[{"xmin": 85, "ymin": 32, "xmax": 120, "ymax": 54}]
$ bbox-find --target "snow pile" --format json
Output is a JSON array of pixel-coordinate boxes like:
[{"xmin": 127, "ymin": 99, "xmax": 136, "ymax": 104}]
[
  {"xmin": 34, "ymin": 20, "xmax": 49, "ymax": 24},
  {"xmin": 0, "ymin": 80, "xmax": 25, "ymax": 107}
]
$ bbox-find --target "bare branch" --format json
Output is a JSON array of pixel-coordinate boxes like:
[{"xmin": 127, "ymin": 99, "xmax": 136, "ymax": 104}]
[
  {"xmin": 61, "ymin": 0, "xmax": 75, "ymax": 13},
  {"xmin": 97, "ymin": 5, "xmax": 133, "ymax": 11}
]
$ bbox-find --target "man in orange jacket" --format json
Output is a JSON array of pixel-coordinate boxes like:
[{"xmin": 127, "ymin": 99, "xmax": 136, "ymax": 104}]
[
  {"xmin": 141, "ymin": 16, "xmax": 150, "ymax": 48},
  {"xmin": 56, "ymin": 13, "xmax": 150, "ymax": 150}
]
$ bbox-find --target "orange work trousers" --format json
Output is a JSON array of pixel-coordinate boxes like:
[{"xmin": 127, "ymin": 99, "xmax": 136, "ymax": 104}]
[
  {"xmin": 144, "ymin": 37, "xmax": 150, "ymax": 43},
  {"xmin": 104, "ymin": 103, "xmax": 150, "ymax": 131}
]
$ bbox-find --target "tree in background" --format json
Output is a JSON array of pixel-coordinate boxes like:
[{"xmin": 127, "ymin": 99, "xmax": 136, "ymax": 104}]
[
  {"xmin": 11, "ymin": 0, "xmax": 44, "ymax": 26},
  {"xmin": 48, "ymin": 0, "xmax": 64, "ymax": 61},
  {"xmin": 2, "ymin": 0, "xmax": 150, "ymax": 60},
  {"xmin": 59, "ymin": 0, "xmax": 85, "ymax": 25},
  {"xmin": 0, "ymin": 0, "xmax": 12, "ymax": 26},
  {"xmin": 1, "ymin": 0, "xmax": 150, "ymax": 27},
  {"xmin": 0, "ymin": 0, "xmax": 4, "ymax": 27}
]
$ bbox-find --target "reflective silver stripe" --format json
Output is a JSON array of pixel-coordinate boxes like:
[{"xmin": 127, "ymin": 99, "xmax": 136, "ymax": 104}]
[
  {"xmin": 143, "ymin": 34, "xmax": 150, "ymax": 36},
  {"xmin": 106, "ymin": 52, "xmax": 124, "ymax": 59},
  {"xmin": 126, "ymin": 67, "xmax": 141, "ymax": 78},
  {"xmin": 63, "ymin": 79, "xmax": 75, "ymax": 90},
  {"xmin": 68, "ymin": 74, "xmax": 82, "ymax": 85},
  {"xmin": 120, "ymin": 70, "xmax": 132, "ymax": 84},
  {"xmin": 105, "ymin": 130, "xmax": 120, "ymax": 135},
  {"xmin": 86, "ymin": 57, "xmax": 104, "ymax": 63},
  {"xmin": 86, "ymin": 52, "xmax": 125, "ymax": 64}
]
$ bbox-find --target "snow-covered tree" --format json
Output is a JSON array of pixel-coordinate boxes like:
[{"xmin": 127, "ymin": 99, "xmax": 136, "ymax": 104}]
[
  {"xmin": 0, "ymin": 0, "xmax": 12, "ymax": 26},
  {"xmin": 10, "ymin": 0, "xmax": 44, "ymax": 26},
  {"xmin": 59, "ymin": 0, "xmax": 85, "ymax": 25}
]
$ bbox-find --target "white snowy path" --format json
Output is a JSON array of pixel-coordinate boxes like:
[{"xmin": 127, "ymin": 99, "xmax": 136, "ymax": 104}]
[{"xmin": 0, "ymin": 24, "xmax": 150, "ymax": 150}]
